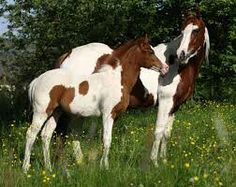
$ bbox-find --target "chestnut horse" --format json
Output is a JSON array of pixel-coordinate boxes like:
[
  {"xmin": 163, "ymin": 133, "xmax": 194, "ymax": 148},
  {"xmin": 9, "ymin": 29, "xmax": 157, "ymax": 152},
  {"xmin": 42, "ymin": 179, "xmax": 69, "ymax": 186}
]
[
  {"xmin": 22, "ymin": 36, "xmax": 164, "ymax": 172},
  {"xmin": 150, "ymin": 11, "xmax": 210, "ymax": 165}
]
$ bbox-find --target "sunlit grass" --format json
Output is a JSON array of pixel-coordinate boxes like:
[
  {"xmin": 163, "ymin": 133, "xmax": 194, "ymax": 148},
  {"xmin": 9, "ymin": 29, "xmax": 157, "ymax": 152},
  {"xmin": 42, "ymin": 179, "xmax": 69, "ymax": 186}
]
[{"xmin": 0, "ymin": 101, "xmax": 235, "ymax": 186}]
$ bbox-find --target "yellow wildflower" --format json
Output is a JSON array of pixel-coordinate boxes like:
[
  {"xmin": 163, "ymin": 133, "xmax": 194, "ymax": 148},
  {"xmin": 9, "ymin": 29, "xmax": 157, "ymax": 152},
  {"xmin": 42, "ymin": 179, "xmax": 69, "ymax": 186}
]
[
  {"xmin": 184, "ymin": 163, "xmax": 190, "ymax": 168},
  {"xmin": 194, "ymin": 176, "xmax": 199, "ymax": 181}
]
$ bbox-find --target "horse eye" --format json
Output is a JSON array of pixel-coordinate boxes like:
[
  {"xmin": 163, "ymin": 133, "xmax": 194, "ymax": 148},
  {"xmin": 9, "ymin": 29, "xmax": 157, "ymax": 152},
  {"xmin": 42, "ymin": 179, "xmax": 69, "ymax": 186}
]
[{"xmin": 192, "ymin": 29, "xmax": 200, "ymax": 35}]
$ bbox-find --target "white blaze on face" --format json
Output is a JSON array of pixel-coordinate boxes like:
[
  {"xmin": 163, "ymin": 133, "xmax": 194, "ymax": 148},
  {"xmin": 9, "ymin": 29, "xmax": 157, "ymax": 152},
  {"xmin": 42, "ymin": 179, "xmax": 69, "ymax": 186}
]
[{"xmin": 177, "ymin": 23, "xmax": 199, "ymax": 60}]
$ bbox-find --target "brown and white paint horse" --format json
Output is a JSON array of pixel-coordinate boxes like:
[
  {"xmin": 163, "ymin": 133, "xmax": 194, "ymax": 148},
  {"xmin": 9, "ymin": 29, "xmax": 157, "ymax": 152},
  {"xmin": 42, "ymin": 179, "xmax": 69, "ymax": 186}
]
[
  {"xmin": 22, "ymin": 36, "xmax": 164, "ymax": 172},
  {"xmin": 150, "ymin": 12, "xmax": 210, "ymax": 166}
]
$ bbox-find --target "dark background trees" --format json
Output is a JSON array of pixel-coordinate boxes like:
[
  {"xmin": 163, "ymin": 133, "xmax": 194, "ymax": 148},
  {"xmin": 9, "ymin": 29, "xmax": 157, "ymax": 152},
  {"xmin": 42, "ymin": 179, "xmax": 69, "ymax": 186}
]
[{"xmin": 0, "ymin": 0, "xmax": 235, "ymax": 120}]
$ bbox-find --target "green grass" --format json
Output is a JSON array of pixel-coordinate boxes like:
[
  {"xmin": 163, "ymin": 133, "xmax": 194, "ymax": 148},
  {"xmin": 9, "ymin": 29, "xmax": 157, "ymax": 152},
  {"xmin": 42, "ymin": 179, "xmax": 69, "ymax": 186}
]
[{"xmin": 0, "ymin": 101, "xmax": 236, "ymax": 187}]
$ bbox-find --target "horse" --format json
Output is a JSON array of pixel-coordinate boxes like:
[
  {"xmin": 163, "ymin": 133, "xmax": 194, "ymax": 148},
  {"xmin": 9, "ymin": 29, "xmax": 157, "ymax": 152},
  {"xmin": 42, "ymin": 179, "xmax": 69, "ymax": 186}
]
[
  {"xmin": 22, "ymin": 36, "xmax": 165, "ymax": 173},
  {"xmin": 55, "ymin": 39, "xmax": 185, "ymax": 108},
  {"xmin": 150, "ymin": 11, "xmax": 210, "ymax": 166}
]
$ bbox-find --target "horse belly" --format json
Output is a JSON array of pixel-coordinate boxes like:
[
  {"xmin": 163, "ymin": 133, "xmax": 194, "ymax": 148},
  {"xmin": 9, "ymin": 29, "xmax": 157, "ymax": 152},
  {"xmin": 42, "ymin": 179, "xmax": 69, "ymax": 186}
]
[{"xmin": 69, "ymin": 93, "xmax": 101, "ymax": 117}]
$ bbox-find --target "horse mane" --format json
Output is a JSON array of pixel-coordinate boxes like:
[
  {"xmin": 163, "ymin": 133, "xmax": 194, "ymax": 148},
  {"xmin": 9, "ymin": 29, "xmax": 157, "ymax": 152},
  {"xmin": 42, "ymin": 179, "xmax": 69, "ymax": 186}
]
[
  {"xmin": 112, "ymin": 37, "xmax": 146, "ymax": 62},
  {"xmin": 55, "ymin": 50, "xmax": 72, "ymax": 68},
  {"xmin": 204, "ymin": 27, "xmax": 210, "ymax": 64},
  {"xmin": 93, "ymin": 54, "xmax": 120, "ymax": 73}
]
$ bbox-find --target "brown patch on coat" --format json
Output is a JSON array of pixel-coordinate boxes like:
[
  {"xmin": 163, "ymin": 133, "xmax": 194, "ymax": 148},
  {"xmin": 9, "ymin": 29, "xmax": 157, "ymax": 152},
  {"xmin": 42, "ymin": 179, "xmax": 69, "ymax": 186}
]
[
  {"xmin": 46, "ymin": 85, "xmax": 75, "ymax": 115},
  {"xmin": 60, "ymin": 87, "xmax": 75, "ymax": 113},
  {"xmin": 143, "ymin": 94, "xmax": 155, "ymax": 107},
  {"xmin": 54, "ymin": 50, "xmax": 72, "ymax": 68},
  {"xmin": 93, "ymin": 54, "xmax": 119, "ymax": 73},
  {"xmin": 79, "ymin": 81, "xmax": 89, "ymax": 95},
  {"xmin": 46, "ymin": 85, "xmax": 66, "ymax": 116}
]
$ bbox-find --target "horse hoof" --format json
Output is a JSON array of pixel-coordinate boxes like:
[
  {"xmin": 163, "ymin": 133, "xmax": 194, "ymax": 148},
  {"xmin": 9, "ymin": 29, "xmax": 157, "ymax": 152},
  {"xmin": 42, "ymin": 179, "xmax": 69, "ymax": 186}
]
[
  {"xmin": 151, "ymin": 160, "xmax": 159, "ymax": 168},
  {"xmin": 162, "ymin": 158, "xmax": 167, "ymax": 164},
  {"xmin": 100, "ymin": 159, "xmax": 109, "ymax": 170},
  {"xmin": 76, "ymin": 158, "xmax": 84, "ymax": 165},
  {"xmin": 22, "ymin": 164, "xmax": 30, "ymax": 174}
]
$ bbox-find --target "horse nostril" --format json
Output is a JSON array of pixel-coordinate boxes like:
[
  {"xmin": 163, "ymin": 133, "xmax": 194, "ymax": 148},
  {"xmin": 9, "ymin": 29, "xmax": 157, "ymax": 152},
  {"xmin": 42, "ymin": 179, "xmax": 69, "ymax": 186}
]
[{"xmin": 180, "ymin": 50, "xmax": 185, "ymax": 59}]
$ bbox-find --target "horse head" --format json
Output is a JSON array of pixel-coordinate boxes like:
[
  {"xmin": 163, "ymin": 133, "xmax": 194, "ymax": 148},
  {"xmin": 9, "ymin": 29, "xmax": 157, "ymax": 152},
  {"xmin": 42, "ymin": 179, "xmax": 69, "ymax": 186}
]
[
  {"xmin": 135, "ymin": 35, "xmax": 168, "ymax": 74},
  {"xmin": 177, "ymin": 9, "xmax": 210, "ymax": 64}
]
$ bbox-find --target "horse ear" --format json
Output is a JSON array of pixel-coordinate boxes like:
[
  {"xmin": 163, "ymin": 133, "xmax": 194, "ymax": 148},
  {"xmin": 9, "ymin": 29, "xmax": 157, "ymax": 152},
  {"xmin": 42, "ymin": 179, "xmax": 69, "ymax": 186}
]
[
  {"xmin": 139, "ymin": 35, "xmax": 149, "ymax": 51},
  {"xmin": 144, "ymin": 34, "xmax": 149, "ymax": 43},
  {"xmin": 184, "ymin": 9, "xmax": 192, "ymax": 18},
  {"xmin": 195, "ymin": 6, "xmax": 202, "ymax": 19}
]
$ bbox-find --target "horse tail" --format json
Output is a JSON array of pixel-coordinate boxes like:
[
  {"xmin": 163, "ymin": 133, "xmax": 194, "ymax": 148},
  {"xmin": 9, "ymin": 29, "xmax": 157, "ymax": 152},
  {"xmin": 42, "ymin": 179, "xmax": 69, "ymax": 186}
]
[
  {"xmin": 54, "ymin": 50, "xmax": 72, "ymax": 68},
  {"xmin": 28, "ymin": 78, "xmax": 38, "ymax": 104}
]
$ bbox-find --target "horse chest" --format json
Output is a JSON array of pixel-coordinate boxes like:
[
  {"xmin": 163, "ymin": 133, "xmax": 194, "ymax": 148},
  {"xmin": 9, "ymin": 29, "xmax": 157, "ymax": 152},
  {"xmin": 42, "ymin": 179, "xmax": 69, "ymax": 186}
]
[{"xmin": 158, "ymin": 74, "xmax": 181, "ymax": 99}]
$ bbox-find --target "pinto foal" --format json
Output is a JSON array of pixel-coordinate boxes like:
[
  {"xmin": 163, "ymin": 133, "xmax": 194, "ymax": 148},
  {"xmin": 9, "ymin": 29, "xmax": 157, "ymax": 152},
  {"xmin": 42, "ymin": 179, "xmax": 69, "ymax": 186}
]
[{"xmin": 22, "ymin": 36, "xmax": 163, "ymax": 172}]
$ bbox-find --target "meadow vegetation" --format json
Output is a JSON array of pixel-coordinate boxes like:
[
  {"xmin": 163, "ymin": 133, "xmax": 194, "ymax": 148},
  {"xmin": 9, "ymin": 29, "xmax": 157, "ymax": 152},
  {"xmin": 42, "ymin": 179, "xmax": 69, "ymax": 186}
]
[{"xmin": 0, "ymin": 101, "xmax": 235, "ymax": 187}]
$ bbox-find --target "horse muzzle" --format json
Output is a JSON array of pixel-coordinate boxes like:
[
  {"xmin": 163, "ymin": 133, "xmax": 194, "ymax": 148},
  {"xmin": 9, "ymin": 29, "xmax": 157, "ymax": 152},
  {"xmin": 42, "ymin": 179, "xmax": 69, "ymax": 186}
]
[{"xmin": 151, "ymin": 63, "xmax": 169, "ymax": 75}]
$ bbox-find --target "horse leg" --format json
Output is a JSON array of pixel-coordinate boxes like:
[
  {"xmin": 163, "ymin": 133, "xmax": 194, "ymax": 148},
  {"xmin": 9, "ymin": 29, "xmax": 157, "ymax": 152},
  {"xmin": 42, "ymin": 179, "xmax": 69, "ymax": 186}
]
[
  {"xmin": 22, "ymin": 112, "xmax": 48, "ymax": 173},
  {"xmin": 100, "ymin": 113, "xmax": 114, "ymax": 169},
  {"xmin": 150, "ymin": 97, "xmax": 173, "ymax": 166},
  {"xmin": 160, "ymin": 115, "xmax": 175, "ymax": 159},
  {"xmin": 41, "ymin": 110, "xmax": 61, "ymax": 171},
  {"xmin": 129, "ymin": 95, "xmax": 143, "ymax": 108}
]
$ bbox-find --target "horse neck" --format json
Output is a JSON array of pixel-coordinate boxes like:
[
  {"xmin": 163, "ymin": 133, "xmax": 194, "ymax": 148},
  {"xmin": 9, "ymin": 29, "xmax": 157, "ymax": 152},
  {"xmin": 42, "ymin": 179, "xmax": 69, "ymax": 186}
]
[
  {"xmin": 120, "ymin": 54, "xmax": 141, "ymax": 93},
  {"xmin": 167, "ymin": 35, "xmax": 182, "ymax": 56},
  {"xmin": 165, "ymin": 35, "xmax": 183, "ymax": 60},
  {"xmin": 189, "ymin": 45, "xmax": 206, "ymax": 73},
  {"xmin": 179, "ymin": 43, "xmax": 206, "ymax": 81}
]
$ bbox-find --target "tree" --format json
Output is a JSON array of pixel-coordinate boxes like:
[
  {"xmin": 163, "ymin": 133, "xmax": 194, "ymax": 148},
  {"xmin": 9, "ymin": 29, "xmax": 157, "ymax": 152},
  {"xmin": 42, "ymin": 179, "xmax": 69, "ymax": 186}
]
[{"xmin": 0, "ymin": 0, "xmax": 235, "ymax": 103}]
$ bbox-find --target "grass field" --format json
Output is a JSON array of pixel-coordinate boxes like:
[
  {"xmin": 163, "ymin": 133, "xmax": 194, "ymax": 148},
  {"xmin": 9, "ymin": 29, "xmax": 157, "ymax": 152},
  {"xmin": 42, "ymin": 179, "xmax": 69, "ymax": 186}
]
[{"xmin": 0, "ymin": 101, "xmax": 235, "ymax": 187}]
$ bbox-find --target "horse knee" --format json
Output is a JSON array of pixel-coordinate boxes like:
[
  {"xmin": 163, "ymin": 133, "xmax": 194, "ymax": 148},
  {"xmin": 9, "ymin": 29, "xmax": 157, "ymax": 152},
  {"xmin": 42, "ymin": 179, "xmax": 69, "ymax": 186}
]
[
  {"xmin": 154, "ymin": 126, "xmax": 165, "ymax": 139},
  {"xmin": 103, "ymin": 136, "xmax": 112, "ymax": 148},
  {"xmin": 41, "ymin": 130, "xmax": 52, "ymax": 142},
  {"xmin": 164, "ymin": 130, "xmax": 171, "ymax": 140},
  {"xmin": 26, "ymin": 125, "xmax": 41, "ymax": 139},
  {"xmin": 111, "ymin": 101, "xmax": 129, "ymax": 119}
]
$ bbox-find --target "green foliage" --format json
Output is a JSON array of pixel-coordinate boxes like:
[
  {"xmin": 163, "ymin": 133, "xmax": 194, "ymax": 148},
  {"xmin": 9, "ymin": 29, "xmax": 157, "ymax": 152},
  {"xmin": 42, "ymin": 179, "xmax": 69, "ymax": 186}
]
[
  {"xmin": 0, "ymin": 0, "xmax": 235, "ymax": 102},
  {"xmin": 0, "ymin": 102, "xmax": 236, "ymax": 186}
]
